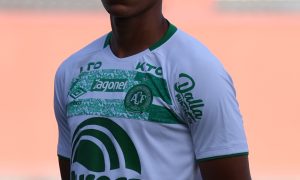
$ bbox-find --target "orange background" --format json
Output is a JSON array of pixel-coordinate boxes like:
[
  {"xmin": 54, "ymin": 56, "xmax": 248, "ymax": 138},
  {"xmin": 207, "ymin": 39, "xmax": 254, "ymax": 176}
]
[{"xmin": 0, "ymin": 0, "xmax": 300, "ymax": 179}]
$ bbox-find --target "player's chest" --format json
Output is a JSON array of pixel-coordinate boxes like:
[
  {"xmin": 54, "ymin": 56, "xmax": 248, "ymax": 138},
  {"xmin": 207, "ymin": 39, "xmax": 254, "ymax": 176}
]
[{"xmin": 65, "ymin": 59, "xmax": 173, "ymax": 121}]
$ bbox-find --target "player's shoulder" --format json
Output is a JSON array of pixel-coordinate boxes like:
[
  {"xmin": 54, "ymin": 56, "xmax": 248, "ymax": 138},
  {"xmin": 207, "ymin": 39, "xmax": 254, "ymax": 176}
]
[
  {"xmin": 158, "ymin": 28, "xmax": 224, "ymax": 73},
  {"xmin": 56, "ymin": 34, "xmax": 107, "ymax": 74}
]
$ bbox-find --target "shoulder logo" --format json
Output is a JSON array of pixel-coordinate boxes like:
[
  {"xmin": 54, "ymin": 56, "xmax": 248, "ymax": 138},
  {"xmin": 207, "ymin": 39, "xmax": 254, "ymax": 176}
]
[
  {"xmin": 174, "ymin": 73, "xmax": 195, "ymax": 94},
  {"xmin": 174, "ymin": 73, "xmax": 204, "ymax": 123},
  {"xmin": 71, "ymin": 117, "xmax": 141, "ymax": 180},
  {"xmin": 124, "ymin": 84, "xmax": 153, "ymax": 113}
]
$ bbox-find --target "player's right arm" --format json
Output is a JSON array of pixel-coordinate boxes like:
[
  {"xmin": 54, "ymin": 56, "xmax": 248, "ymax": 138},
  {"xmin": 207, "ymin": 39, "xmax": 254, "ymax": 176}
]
[
  {"xmin": 54, "ymin": 65, "xmax": 72, "ymax": 179},
  {"xmin": 58, "ymin": 156, "xmax": 71, "ymax": 180}
]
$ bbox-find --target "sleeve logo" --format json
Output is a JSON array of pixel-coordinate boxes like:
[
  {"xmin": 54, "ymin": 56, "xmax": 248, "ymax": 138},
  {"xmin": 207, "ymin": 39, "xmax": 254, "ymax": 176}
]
[{"xmin": 174, "ymin": 73, "xmax": 204, "ymax": 123}]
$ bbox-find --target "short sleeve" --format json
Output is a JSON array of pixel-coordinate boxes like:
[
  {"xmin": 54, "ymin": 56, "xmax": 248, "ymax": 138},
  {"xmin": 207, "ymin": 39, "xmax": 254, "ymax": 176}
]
[
  {"xmin": 172, "ymin": 52, "xmax": 249, "ymax": 161},
  {"xmin": 54, "ymin": 66, "xmax": 72, "ymax": 159}
]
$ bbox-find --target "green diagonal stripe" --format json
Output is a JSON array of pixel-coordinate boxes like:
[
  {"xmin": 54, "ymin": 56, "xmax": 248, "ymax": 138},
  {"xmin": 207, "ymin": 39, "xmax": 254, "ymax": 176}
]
[
  {"xmin": 67, "ymin": 99, "xmax": 148, "ymax": 120},
  {"xmin": 135, "ymin": 72, "xmax": 172, "ymax": 105},
  {"xmin": 67, "ymin": 99, "xmax": 182, "ymax": 124},
  {"xmin": 68, "ymin": 69, "xmax": 137, "ymax": 99},
  {"xmin": 68, "ymin": 69, "xmax": 173, "ymax": 106},
  {"xmin": 147, "ymin": 104, "xmax": 182, "ymax": 124}
]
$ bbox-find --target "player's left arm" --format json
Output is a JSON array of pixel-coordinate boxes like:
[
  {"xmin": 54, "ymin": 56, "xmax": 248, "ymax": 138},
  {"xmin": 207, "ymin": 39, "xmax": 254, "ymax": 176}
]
[
  {"xmin": 198, "ymin": 155, "xmax": 251, "ymax": 180},
  {"xmin": 170, "ymin": 43, "xmax": 252, "ymax": 179}
]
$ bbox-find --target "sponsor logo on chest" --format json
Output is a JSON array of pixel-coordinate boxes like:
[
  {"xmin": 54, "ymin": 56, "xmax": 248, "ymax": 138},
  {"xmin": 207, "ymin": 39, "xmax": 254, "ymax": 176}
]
[{"xmin": 91, "ymin": 79, "xmax": 127, "ymax": 92}]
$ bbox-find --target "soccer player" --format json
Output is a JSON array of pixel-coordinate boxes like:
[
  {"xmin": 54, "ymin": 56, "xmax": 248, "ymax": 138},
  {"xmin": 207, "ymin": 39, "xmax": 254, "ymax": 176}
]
[{"xmin": 54, "ymin": 0, "xmax": 251, "ymax": 179}]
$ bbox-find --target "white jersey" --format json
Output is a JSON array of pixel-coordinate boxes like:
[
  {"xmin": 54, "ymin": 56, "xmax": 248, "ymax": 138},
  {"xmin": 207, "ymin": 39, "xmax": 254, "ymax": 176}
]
[{"xmin": 54, "ymin": 23, "xmax": 248, "ymax": 180}]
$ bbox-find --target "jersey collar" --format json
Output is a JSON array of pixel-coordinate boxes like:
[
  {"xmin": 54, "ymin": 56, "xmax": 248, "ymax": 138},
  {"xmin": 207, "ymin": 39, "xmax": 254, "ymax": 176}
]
[{"xmin": 103, "ymin": 21, "xmax": 177, "ymax": 51}]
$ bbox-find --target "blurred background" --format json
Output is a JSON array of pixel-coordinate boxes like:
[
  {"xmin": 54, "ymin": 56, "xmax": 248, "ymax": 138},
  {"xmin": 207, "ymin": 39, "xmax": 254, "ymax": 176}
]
[{"xmin": 0, "ymin": 0, "xmax": 299, "ymax": 179}]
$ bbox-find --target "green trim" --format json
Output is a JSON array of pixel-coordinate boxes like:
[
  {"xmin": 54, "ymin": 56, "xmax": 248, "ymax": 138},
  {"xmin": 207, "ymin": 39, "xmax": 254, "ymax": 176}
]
[
  {"xmin": 197, "ymin": 152, "xmax": 249, "ymax": 163},
  {"xmin": 149, "ymin": 22, "xmax": 177, "ymax": 51},
  {"xmin": 58, "ymin": 154, "xmax": 70, "ymax": 161},
  {"xmin": 103, "ymin": 32, "xmax": 112, "ymax": 48},
  {"xmin": 102, "ymin": 21, "xmax": 177, "ymax": 51}
]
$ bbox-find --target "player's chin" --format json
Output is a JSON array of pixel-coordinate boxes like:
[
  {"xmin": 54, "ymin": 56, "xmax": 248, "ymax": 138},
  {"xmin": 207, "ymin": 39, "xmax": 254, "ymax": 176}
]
[
  {"xmin": 106, "ymin": 6, "xmax": 130, "ymax": 17},
  {"xmin": 101, "ymin": 0, "xmax": 136, "ymax": 17},
  {"xmin": 104, "ymin": 4, "xmax": 136, "ymax": 18}
]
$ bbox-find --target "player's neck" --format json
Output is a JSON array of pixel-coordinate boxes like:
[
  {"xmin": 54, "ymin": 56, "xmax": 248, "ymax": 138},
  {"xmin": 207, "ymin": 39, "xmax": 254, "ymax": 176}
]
[{"xmin": 109, "ymin": 10, "xmax": 168, "ymax": 58}]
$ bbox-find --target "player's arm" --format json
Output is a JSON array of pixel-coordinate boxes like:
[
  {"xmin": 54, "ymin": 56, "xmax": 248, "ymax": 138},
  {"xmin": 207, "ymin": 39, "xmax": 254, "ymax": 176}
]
[
  {"xmin": 58, "ymin": 156, "xmax": 71, "ymax": 180},
  {"xmin": 198, "ymin": 155, "xmax": 251, "ymax": 180},
  {"xmin": 170, "ymin": 42, "xmax": 251, "ymax": 180},
  {"xmin": 54, "ymin": 65, "xmax": 72, "ymax": 180}
]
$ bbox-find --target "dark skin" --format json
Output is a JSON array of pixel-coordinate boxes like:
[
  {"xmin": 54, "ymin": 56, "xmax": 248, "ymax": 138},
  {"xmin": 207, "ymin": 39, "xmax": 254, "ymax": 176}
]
[
  {"xmin": 101, "ymin": 0, "xmax": 168, "ymax": 58},
  {"xmin": 58, "ymin": 158, "xmax": 70, "ymax": 180},
  {"xmin": 58, "ymin": 0, "xmax": 252, "ymax": 179}
]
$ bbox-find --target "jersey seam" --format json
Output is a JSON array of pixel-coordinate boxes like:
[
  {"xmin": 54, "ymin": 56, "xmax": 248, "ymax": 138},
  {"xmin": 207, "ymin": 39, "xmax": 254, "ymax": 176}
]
[
  {"xmin": 197, "ymin": 152, "xmax": 249, "ymax": 162},
  {"xmin": 58, "ymin": 154, "xmax": 71, "ymax": 160},
  {"xmin": 195, "ymin": 143, "xmax": 248, "ymax": 160},
  {"xmin": 152, "ymin": 51, "xmax": 186, "ymax": 125},
  {"xmin": 63, "ymin": 38, "xmax": 103, "ymax": 66},
  {"xmin": 199, "ymin": 142, "xmax": 248, "ymax": 152}
]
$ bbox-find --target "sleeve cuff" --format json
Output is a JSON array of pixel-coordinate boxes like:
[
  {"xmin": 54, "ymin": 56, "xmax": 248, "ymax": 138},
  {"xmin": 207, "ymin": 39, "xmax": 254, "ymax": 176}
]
[
  {"xmin": 58, "ymin": 154, "xmax": 71, "ymax": 161},
  {"xmin": 197, "ymin": 152, "xmax": 249, "ymax": 162}
]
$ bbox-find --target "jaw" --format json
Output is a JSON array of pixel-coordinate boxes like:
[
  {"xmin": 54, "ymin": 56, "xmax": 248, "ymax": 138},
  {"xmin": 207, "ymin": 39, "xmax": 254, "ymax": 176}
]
[
  {"xmin": 101, "ymin": 0, "xmax": 162, "ymax": 18},
  {"xmin": 105, "ymin": 4, "xmax": 132, "ymax": 17},
  {"xmin": 101, "ymin": 0, "xmax": 135, "ymax": 18}
]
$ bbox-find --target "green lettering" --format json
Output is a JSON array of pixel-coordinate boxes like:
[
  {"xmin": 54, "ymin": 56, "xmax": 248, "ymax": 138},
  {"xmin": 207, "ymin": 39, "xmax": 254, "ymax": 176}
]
[
  {"xmin": 174, "ymin": 73, "xmax": 195, "ymax": 94},
  {"xmin": 130, "ymin": 94, "xmax": 139, "ymax": 105},
  {"xmin": 146, "ymin": 63, "xmax": 156, "ymax": 71},
  {"xmin": 135, "ymin": 62, "xmax": 145, "ymax": 71},
  {"xmin": 184, "ymin": 93, "xmax": 193, "ymax": 103},
  {"xmin": 155, "ymin": 67, "xmax": 163, "ymax": 76},
  {"xmin": 94, "ymin": 61, "xmax": 102, "ymax": 69},
  {"xmin": 193, "ymin": 109, "xmax": 203, "ymax": 119},
  {"xmin": 87, "ymin": 62, "xmax": 95, "ymax": 71}
]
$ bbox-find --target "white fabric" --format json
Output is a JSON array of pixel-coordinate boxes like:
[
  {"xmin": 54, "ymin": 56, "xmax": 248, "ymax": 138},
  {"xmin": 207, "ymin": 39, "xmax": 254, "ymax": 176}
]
[{"xmin": 54, "ymin": 26, "xmax": 248, "ymax": 180}]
